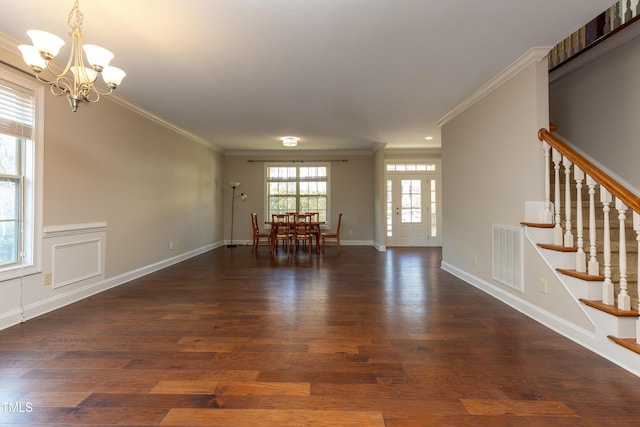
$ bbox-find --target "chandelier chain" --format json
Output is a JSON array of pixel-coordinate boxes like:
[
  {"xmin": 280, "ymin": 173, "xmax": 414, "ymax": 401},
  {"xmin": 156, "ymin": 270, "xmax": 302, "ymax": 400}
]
[{"xmin": 67, "ymin": 0, "xmax": 84, "ymax": 32}]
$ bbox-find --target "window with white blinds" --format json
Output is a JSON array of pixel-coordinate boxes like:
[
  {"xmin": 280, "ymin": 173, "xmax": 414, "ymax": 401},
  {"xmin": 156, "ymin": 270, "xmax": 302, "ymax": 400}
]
[{"xmin": 0, "ymin": 72, "xmax": 41, "ymax": 278}]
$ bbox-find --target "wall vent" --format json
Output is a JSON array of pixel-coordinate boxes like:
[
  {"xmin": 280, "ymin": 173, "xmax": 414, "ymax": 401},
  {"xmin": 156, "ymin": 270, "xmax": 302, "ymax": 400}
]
[{"xmin": 492, "ymin": 225, "xmax": 524, "ymax": 292}]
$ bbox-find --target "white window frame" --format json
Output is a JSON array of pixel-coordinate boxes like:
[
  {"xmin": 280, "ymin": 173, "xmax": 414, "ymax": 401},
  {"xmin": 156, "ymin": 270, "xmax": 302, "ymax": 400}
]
[
  {"xmin": 0, "ymin": 69, "xmax": 44, "ymax": 281},
  {"xmin": 264, "ymin": 162, "xmax": 331, "ymax": 227}
]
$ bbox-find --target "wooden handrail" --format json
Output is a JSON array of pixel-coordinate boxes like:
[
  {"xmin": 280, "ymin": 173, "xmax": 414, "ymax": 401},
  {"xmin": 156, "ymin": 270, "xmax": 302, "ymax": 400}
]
[{"xmin": 538, "ymin": 128, "xmax": 640, "ymax": 214}]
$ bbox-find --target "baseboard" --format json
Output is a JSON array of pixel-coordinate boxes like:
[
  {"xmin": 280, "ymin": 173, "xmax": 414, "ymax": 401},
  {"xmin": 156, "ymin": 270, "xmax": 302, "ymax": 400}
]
[
  {"xmin": 0, "ymin": 309, "xmax": 22, "ymax": 331},
  {"xmin": 18, "ymin": 243, "xmax": 216, "ymax": 327},
  {"xmin": 440, "ymin": 261, "xmax": 640, "ymax": 378}
]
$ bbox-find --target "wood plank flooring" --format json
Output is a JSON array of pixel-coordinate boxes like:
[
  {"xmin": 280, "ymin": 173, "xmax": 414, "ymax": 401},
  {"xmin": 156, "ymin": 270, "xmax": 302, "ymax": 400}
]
[{"xmin": 1, "ymin": 246, "xmax": 640, "ymax": 426}]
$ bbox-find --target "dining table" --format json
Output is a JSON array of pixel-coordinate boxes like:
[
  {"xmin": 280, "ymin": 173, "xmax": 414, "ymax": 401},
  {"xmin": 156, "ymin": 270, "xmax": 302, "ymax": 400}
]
[{"xmin": 264, "ymin": 219, "xmax": 325, "ymax": 255}]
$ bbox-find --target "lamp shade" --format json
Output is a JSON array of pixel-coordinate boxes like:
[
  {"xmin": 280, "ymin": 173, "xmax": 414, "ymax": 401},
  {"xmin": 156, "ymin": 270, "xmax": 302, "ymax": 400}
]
[
  {"xmin": 102, "ymin": 66, "xmax": 126, "ymax": 88},
  {"xmin": 71, "ymin": 66, "xmax": 97, "ymax": 85},
  {"xmin": 18, "ymin": 45, "xmax": 46, "ymax": 70},
  {"xmin": 229, "ymin": 181, "xmax": 240, "ymax": 188},
  {"xmin": 27, "ymin": 29, "xmax": 64, "ymax": 58},
  {"xmin": 83, "ymin": 44, "xmax": 114, "ymax": 70}
]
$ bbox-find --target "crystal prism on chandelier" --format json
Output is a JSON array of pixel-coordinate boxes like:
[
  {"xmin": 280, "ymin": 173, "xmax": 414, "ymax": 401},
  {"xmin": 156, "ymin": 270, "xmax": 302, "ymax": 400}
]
[{"xmin": 18, "ymin": 0, "xmax": 126, "ymax": 112}]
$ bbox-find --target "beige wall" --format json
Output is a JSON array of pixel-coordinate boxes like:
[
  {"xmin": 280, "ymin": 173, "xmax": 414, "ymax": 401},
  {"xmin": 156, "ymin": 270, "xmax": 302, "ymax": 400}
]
[
  {"xmin": 550, "ymin": 32, "xmax": 640, "ymax": 191},
  {"xmin": 42, "ymin": 95, "xmax": 224, "ymax": 276},
  {"xmin": 0, "ymin": 41, "xmax": 223, "ymax": 327},
  {"xmin": 441, "ymin": 58, "xmax": 593, "ymax": 330},
  {"xmin": 222, "ymin": 153, "xmax": 375, "ymax": 244}
]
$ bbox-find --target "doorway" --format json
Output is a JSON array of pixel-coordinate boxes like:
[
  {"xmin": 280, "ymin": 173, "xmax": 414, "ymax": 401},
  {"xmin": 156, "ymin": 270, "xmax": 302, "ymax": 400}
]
[{"xmin": 385, "ymin": 160, "xmax": 441, "ymax": 247}]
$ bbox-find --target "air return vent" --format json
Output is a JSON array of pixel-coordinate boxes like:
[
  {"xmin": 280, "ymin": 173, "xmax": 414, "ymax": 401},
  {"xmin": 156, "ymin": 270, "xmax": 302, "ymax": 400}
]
[{"xmin": 492, "ymin": 225, "xmax": 523, "ymax": 292}]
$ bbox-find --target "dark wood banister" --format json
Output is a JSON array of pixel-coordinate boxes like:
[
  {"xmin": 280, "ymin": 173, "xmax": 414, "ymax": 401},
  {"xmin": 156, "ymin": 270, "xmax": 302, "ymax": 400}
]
[{"xmin": 538, "ymin": 127, "xmax": 640, "ymax": 214}]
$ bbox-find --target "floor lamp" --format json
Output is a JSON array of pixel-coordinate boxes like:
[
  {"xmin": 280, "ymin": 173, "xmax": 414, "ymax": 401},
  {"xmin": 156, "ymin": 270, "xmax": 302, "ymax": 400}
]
[{"xmin": 227, "ymin": 181, "xmax": 247, "ymax": 248}]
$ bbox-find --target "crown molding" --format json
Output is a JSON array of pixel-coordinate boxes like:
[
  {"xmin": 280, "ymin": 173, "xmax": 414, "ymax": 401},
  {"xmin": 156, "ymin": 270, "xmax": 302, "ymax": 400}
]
[
  {"xmin": 437, "ymin": 46, "xmax": 551, "ymax": 127},
  {"xmin": 0, "ymin": 32, "xmax": 221, "ymax": 153}
]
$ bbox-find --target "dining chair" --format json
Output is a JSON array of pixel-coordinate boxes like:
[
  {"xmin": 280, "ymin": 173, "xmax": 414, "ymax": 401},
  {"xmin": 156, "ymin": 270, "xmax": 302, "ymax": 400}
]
[
  {"xmin": 304, "ymin": 212, "xmax": 319, "ymax": 222},
  {"xmin": 292, "ymin": 213, "xmax": 311, "ymax": 223},
  {"xmin": 293, "ymin": 216, "xmax": 313, "ymax": 254},
  {"xmin": 250, "ymin": 213, "xmax": 271, "ymax": 252},
  {"xmin": 272, "ymin": 220, "xmax": 293, "ymax": 256},
  {"xmin": 272, "ymin": 213, "xmax": 289, "ymax": 222},
  {"xmin": 321, "ymin": 213, "xmax": 343, "ymax": 254}
]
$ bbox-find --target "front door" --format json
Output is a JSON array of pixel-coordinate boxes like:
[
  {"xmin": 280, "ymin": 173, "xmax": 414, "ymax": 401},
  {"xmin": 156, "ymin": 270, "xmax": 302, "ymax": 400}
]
[{"xmin": 385, "ymin": 161, "xmax": 441, "ymax": 247}]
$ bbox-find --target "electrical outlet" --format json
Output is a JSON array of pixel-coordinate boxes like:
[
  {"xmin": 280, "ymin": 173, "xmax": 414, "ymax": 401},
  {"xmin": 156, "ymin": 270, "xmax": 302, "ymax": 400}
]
[
  {"xmin": 43, "ymin": 272, "xmax": 52, "ymax": 286},
  {"xmin": 472, "ymin": 255, "xmax": 478, "ymax": 266},
  {"xmin": 539, "ymin": 278, "xmax": 548, "ymax": 294},
  {"xmin": 169, "ymin": 241, "xmax": 175, "ymax": 250}
]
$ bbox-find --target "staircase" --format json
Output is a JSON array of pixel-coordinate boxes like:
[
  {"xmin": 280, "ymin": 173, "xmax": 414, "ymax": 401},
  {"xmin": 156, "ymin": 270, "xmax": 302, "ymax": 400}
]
[{"xmin": 522, "ymin": 128, "xmax": 640, "ymax": 356}]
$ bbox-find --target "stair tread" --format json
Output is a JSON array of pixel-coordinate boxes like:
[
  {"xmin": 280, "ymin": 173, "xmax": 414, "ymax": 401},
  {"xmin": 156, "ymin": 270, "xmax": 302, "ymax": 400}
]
[
  {"xmin": 607, "ymin": 336, "xmax": 640, "ymax": 355},
  {"xmin": 520, "ymin": 221, "xmax": 555, "ymax": 228},
  {"xmin": 579, "ymin": 299, "xmax": 639, "ymax": 317},
  {"xmin": 537, "ymin": 243, "xmax": 578, "ymax": 252},
  {"xmin": 556, "ymin": 268, "xmax": 605, "ymax": 281}
]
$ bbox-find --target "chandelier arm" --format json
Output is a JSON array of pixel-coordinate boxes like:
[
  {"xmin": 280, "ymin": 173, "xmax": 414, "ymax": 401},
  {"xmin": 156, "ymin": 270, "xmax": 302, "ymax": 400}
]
[
  {"xmin": 90, "ymin": 84, "xmax": 114, "ymax": 97},
  {"xmin": 82, "ymin": 85, "xmax": 101, "ymax": 103},
  {"xmin": 50, "ymin": 77, "xmax": 72, "ymax": 97}
]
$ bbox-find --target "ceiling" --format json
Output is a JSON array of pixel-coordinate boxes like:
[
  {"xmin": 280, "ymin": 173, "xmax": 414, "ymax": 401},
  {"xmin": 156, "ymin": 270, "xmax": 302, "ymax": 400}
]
[{"xmin": 0, "ymin": 0, "xmax": 614, "ymax": 152}]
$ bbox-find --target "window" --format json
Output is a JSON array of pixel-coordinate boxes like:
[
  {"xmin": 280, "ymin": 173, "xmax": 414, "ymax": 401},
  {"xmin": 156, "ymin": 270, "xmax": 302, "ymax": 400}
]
[
  {"xmin": 401, "ymin": 179, "xmax": 421, "ymax": 223},
  {"xmin": 386, "ymin": 162, "xmax": 436, "ymax": 172},
  {"xmin": 266, "ymin": 163, "xmax": 329, "ymax": 223},
  {"xmin": 0, "ymin": 71, "xmax": 42, "ymax": 279}
]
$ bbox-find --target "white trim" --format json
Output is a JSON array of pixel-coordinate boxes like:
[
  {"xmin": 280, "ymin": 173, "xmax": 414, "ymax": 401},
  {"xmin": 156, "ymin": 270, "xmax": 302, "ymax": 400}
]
[
  {"xmin": 437, "ymin": 47, "xmax": 551, "ymax": 127},
  {"xmin": 44, "ymin": 222, "xmax": 108, "ymax": 238},
  {"xmin": 441, "ymin": 261, "xmax": 640, "ymax": 378},
  {"xmin": 0, "ymin": 66, "xmax": 44, "ymax": 282}
]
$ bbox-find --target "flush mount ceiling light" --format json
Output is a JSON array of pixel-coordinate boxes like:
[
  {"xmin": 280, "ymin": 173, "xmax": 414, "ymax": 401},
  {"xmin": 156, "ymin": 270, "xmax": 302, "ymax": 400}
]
[
  {"xmin": 282, "ymin": 136, "xmax": 298, "ymax": 147},
  {"xmin": 18, "ymin": 0, "xmax": 126, "ymax": 112}
]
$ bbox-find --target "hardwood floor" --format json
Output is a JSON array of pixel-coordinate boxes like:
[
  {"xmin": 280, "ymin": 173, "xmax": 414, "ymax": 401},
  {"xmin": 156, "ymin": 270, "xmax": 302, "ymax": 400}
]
[{"xmin": 1, "ymin": 246, "xmax": 640, "ymax": 426}]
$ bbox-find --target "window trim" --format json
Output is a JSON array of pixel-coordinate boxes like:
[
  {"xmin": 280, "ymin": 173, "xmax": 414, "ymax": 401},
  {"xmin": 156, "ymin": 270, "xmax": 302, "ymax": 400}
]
[
  {"xmin": 0, "ymin": 68, "xmax": 44, "ymax": 281},
  {"xmin": 264, "ymin": 162, "xmax": 331, "ymax": 228}
]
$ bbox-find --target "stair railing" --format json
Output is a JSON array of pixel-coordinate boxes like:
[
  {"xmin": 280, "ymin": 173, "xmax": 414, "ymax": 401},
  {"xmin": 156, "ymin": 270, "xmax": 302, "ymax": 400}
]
[{"xmin": 537, "ymin": 128, "xmax": 640, "ymax": 342}]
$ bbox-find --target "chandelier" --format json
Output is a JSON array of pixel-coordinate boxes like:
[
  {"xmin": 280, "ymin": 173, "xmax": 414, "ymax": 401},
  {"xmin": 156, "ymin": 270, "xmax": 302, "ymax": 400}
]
[{"xmin": 18, "ymin": 0, "xmax": 126, "ymax": 112}]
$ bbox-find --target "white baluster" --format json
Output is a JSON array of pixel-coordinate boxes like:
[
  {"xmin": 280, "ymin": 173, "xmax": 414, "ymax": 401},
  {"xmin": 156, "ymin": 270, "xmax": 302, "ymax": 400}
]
[
  {"xmin": 587, "ymin": 176, "xmax": 599, "ymax": 275},
  {"xmin": 616, "ymin": 199, "xmax": 630, "ymax": 310},
  {"xmin": 543, "ymin": 142, "xmax": 552, "ymax": 223},
  {"xmin": 633, "ymin": 211, "xmax": 640, "ymax": 343},
  {"xmin": 563, "ymin": 157, "xmax": 574, "ymax": 247},
  {"xmin": 601, "ymin": 187, "xmax": 615, "ymax": 305},
  {"xmin": 614, "ymin": 2, "xmax": 622, "ymax": 29},
  {"xmin": 574, "ymin": 167, "xmax": 586, "ymax": 272},
  {"xmin": 553, "ymin": 149, "xmax": 563, "ymax": 245}
]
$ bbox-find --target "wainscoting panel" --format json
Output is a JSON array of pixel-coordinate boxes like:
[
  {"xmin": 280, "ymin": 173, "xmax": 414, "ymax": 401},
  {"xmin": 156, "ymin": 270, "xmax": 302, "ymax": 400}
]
[
  {"xmin": 43, "ymin": 222, "xmax": 107, "ymax": 290},
  {"xmin": 51, "ymin": 238, "xmax": 102, "ymax": 289}
]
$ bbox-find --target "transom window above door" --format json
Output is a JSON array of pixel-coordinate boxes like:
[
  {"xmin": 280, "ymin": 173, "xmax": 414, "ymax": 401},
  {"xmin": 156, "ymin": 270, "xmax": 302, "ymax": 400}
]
[{"xmin": 386, "ymin": 163, "xmax": 436, "ymax": 172}]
